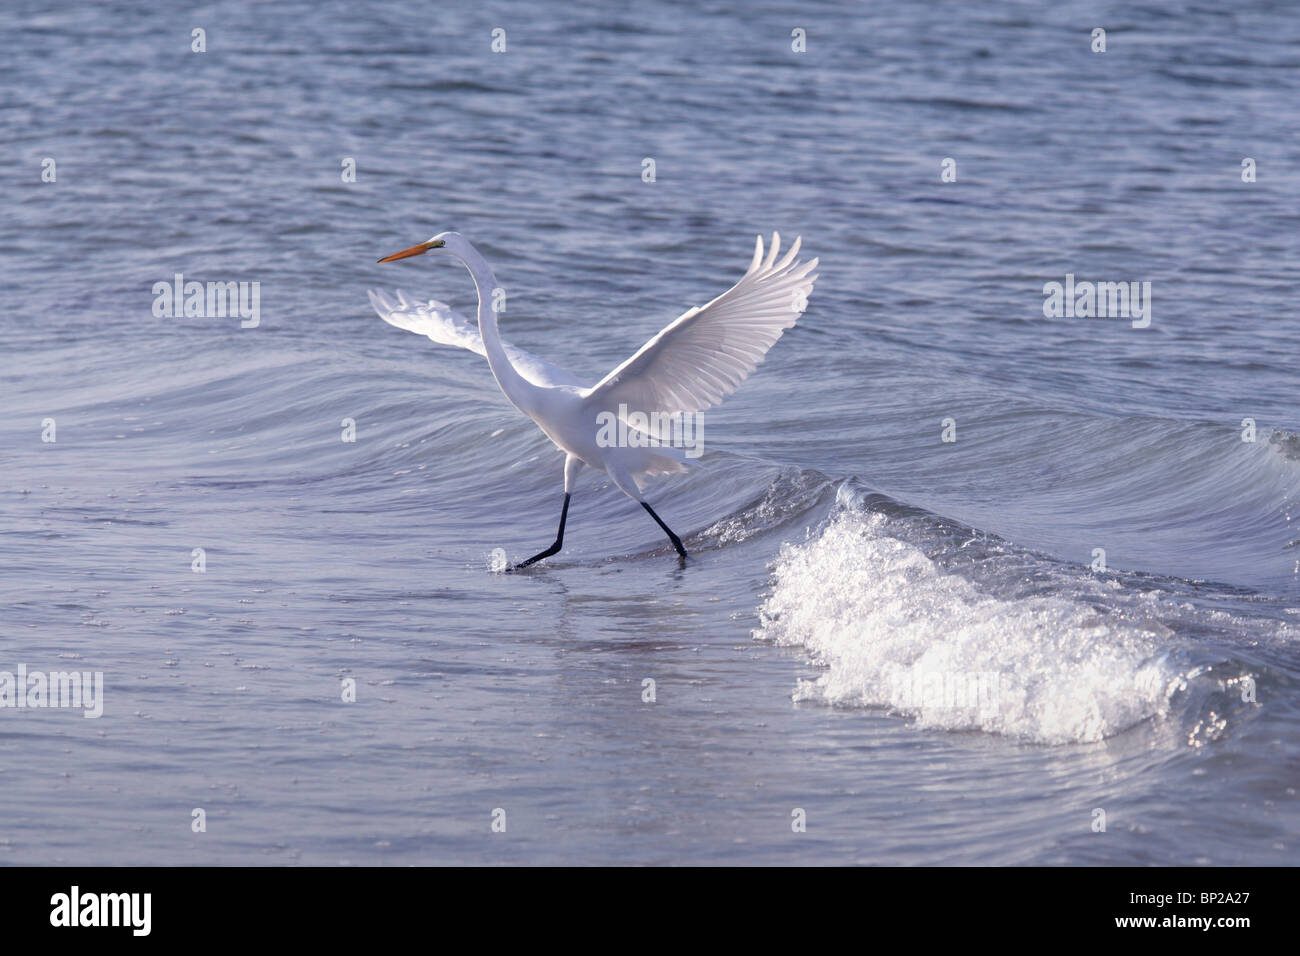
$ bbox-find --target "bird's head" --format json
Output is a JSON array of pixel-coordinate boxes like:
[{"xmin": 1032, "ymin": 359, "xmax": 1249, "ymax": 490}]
[{"xmin": 377, "ymin": 231, "xmax": 466, "ymax": 263}]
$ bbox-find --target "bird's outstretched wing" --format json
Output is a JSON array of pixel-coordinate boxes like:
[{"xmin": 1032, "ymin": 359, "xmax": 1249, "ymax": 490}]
[
  {"xmin": 369, "ymin": 288, "xmax": 588, "ymax": 389},
  {"xmin": 581, "ymin": 233, "xmax": 817, "ymax": 416}
]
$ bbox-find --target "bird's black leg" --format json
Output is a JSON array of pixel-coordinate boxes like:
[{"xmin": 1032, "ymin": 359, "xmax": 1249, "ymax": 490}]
[
  {"xmin": 642, "ymin": 502, "xmax": 687, "ymax": 559},
  {"xmin": 509, "ymin": 493, "xmax": 571, "ymax": 570}
]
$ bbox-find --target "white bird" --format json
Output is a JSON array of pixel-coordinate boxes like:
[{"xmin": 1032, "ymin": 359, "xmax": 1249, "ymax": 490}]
[{"xmin": 370, "ymin": 232, "xmax": 817, "ymax": 569}]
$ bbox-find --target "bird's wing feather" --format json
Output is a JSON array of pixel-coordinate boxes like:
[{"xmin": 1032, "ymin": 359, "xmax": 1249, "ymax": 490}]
[
  {"xmin": 581, "ymin": 233, "xmax": 817, "ymax": 416},
  {"xmin": 368, "ymin": 288, "xmax": 589, "ymax": 389}
]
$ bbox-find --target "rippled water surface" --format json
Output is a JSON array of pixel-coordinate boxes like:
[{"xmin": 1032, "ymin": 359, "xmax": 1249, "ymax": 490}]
[{"xmin": 2, "ymin": 1, "xmax": 1298, "ymax": 864}]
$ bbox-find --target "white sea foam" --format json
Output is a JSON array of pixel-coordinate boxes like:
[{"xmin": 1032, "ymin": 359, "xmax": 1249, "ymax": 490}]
[{"xmin": 755, "ymin": 511, "xmax": 1188, "ymax": 744}]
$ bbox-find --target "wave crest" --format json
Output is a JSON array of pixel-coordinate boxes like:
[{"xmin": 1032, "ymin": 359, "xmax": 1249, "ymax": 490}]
[{"xmin": 754, "ymin": 509, "xmax": 1197, "ymax": 744}]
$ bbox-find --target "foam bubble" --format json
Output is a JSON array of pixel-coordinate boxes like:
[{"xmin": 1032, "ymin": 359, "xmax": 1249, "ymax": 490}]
[{"xmin": 754, "ymin": 511, "xmax": 1187, "ymax": 744}]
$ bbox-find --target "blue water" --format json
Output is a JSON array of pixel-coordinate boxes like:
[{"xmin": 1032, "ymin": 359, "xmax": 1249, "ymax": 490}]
[{"xmin": 1, "ymin": 0, "xmax": 1297, "ymax": 864}]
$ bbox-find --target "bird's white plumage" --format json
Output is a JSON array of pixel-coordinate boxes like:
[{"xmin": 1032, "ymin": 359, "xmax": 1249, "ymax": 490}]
[
  {"xmin": 581, "ymin": 233, "xmax": 818, "ymax": 416},
  {"xmin": 368, "ymin": 288, "xmax": 587, "ymax": 389},
  {"xmin": 370, "ymin": 234, "xmax": 817, "ymax": 416},
  {"xmin": 370, "ymin": 231, "xmax": 816, "ymax": 496}
]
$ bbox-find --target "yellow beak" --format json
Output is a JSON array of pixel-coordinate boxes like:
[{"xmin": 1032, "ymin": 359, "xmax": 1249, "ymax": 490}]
[{"xmin": 377, "ymin": 241, "xmax": 434, "ymax": 263}]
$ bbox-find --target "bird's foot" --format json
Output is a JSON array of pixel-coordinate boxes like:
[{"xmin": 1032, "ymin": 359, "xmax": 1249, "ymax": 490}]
[{"xmin": 507, "ymin": 541, "xmax": 561, "ymax": 571}]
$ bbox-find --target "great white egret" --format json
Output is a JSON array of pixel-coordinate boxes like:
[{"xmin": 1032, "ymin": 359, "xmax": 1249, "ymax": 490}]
[{"xmin": 370, "ymin": 232, "xmax": 817, "ymax": 569}]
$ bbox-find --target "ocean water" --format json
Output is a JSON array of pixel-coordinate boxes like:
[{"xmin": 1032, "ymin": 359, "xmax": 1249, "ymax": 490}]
[{"xmin": 1, "ymin": 0, "xmax": 1298, "ymax": 865}]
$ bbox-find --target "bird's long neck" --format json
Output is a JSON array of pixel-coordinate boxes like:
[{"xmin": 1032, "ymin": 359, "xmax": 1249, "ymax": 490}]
[{"xmin": 460, "ymin": 245, "xmax": 536, "ymax": 412}]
